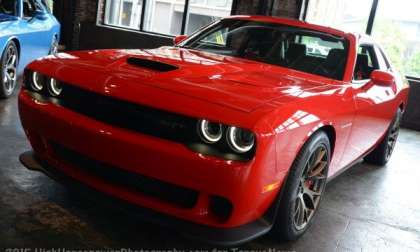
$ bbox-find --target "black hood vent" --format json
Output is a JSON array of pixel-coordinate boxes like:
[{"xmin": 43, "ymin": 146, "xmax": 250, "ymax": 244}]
[{"xmin": 126, "ymin": 57, "xmax": 178, "ymax": 72}]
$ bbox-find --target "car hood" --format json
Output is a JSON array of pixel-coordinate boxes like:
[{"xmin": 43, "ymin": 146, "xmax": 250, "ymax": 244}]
[{"xmin": 30, "ymin": 47, "xmax": 335, "ymax": 114}]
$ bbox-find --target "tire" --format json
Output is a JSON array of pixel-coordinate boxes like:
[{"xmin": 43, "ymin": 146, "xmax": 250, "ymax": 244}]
[
  {"xmin": 0, "ymin": 41, "xmax": 19, "ymax": 99},
  {"xmin": 271, "ymin": 131, "xmax": 331, "ymax": 241},
  {"xmin": 364, "ymin": 108, "xmax": 402, "ymax": 166}
]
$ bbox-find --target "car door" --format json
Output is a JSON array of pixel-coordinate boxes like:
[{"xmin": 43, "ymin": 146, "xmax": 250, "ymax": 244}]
[
  {"xmin": 341, "ymin": 43, "xmax": 398, "ymax": 165},
  {"xmin": 16, "ymin": 0, "xmax": 52, "ymax": 70}
]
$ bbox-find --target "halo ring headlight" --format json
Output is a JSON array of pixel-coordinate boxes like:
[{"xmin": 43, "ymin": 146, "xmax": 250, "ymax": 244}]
[
  {"xmin": 31, "ymin": 71, "xmax": 44, "ymax": 91},
  {"xmin": 198, "ymin": 119, "xmax": 223, "ymax": 143},
  {"xmin": 48, "ymin": 78, "xmax": 62, "ymax": 96},
  {"xmin": 227, "ymin": 127, "xmax": 255, "ymax": 153}
]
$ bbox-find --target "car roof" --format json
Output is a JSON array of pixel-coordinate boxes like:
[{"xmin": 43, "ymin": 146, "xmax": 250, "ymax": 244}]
[{"xmin": 225, "ymin": 15, "xmax": 357, "ymax": 40}]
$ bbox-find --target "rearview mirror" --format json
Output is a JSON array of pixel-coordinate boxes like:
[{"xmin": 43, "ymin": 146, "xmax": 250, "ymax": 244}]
[
  {"xmin": 173, "ymin": 35, "xmax": 188, "ymax": 45},
  {"xmin": 370, "ymin": 70, "xmax": 395, "ymax": 86}
]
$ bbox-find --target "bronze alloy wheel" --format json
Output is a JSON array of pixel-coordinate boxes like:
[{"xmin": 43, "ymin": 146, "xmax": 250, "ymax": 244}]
[
  {"xmin": 272, "ymin": 131, "xmax": 330, "ymax": 241},
  {"xmin": 293, "ymin": 145, "xmax": 328, "ymax": 230}
]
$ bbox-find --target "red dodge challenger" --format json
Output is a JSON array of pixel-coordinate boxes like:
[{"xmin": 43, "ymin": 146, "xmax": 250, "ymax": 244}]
[{"xmin": 18, "ymin": 16, "xmax": 409, "ymax": 245}]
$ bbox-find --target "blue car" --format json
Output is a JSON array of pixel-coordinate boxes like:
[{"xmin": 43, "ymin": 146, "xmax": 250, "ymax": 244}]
[{"xmin": 0, "ymin": 0, "xmax": 60, "ymax": 98}]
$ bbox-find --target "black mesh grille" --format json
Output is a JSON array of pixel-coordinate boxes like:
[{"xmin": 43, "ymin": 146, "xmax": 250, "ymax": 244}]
[
  {"xmin": 52, "ymin": 143, "xmax": 199, "ymax": 209},
  {"xmin": 57, "ymin": 84, "xmax": 198, "ymax": 143}
]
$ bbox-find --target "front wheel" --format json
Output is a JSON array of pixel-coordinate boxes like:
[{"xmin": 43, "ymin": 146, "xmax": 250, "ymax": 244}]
[
  {"xmin": 0, "ymin": 41, "xmax": 19, "ymax": 99},
  {"xmin": 364, "ymin": 108, "xmax": 402, "ymax": 166},
  {"xmin": 271, "ymin": 131, "xmax": 330, "ymax": 241}
]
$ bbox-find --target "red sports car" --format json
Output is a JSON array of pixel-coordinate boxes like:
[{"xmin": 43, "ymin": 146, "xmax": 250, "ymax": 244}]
[{"xmin": 18, "ymin": 16, "xmax": 409, "ymax": 245}]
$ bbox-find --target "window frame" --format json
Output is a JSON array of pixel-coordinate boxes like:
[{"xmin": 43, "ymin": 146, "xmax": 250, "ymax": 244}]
[
  {"xmin": 352, "ymin": 43, "xmax": 381, "ymax": 82},
  {"xmin": 97, "ymin": 0, "xmax": 234, "ymax": 37},
  {"xmin": 374, "ymin": 44, "xmax": 391, "ymax": 71}
]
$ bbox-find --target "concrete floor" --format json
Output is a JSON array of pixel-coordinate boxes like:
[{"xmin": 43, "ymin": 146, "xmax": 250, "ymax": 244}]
[{"xmin": 1, "ymin": 91, "xmax": 420, "ymax": 251}]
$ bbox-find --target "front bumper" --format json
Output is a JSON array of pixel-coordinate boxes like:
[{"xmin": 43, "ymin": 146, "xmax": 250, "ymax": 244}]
[
  {"xmin": 18, "ymin": 89, "xmax": 282, "ymax": 244},
  {"xmin": 20, "ymin": 151, "xmax": 272, "ymax": 246}
]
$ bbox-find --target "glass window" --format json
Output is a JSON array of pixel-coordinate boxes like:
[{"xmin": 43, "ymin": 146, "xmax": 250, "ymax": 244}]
[
  {"xmin": 183, "ymin": 20, "xmax": 349, "ymax": 80},
  {"xmin": 100, "ymin": 0, "xmax": 233, "ymax": 36},
  {"xmin": 41, "ymin": 0, "xmax": 53, "ymax": 12},
  {"xmin": 200, "ymin": 26, "xmax": 228, "ymax": 45},
  {"xmin": 23, "ymin": 0, "xmax": 43, "ymax": 18},
  {"xmin": 374, "ymin": 45, "xmax": 390, "ymax": 71},
  {"xmin": 0, "ymin": 0, "xmax": 17, "ymax": 16},
  {"xmin": 372, "ymin": 0, "xmax": 420, "ymax": 77},
  {"xmin": 306, "ymin": 0, "xmax": 373, "ymax": 34},
  {"xmin": 354, "ymin": 44, "xmax": 380, "ymax": 80},
  {"xmin": 143, "ymin": 0, "xmax": 186, "ymax": 35},
  {"xmin": 301, "ymin": 36, "xmax": 344, "ymax": 57},
  {"xmin": 103, "ymin": 0, "xmax": 143, "ymax": 29},
  {"xmin": 185, "ymin": 0, "xmax": 233, "ymax": 35}
]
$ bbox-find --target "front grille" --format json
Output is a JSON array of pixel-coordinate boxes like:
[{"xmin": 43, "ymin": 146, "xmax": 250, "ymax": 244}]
[
  {"xmin": 57, "ymin": 84, "xmax": 198, "ymax": 143},
  {"xmin": 52, "ymin": 143, "xmax": 199, "ymax": 209}
]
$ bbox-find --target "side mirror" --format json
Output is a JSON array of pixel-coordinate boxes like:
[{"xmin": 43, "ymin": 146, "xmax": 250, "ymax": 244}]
[
  {"xmin": 32, "ymin": 10, "xmax": 48, "ymax": 21},
  {"xmin": 173, "ymin": 35, "xmax": 188, "ymax": 45},
  {"xmin": 370, "ymin": 70, "xmax": 395, "ymax": 86}
]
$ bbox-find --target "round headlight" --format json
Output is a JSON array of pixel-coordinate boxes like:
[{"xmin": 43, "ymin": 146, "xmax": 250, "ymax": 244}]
[
  {"xmin": 48, "ymin": 78, "xmax": 62, "ymax": 96},
  {"xmin": 198, "ymin": 119, "xmax": 223, "ymax": 143},
  {"xmin": 227, "ymin": 127, "xmax": 255, "ymax": 153},
  {"xmin": 31, "ymin": 71, "xmax": 44, "ymax": 91}
]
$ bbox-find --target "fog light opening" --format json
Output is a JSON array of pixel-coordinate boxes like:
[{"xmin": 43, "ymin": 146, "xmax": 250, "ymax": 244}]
[{"xmin": 209, "ymin": 196, "xmax": 233, "ymax": 222}]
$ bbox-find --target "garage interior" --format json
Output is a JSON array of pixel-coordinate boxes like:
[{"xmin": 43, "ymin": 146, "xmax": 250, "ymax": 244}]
[{"xmin": 1, "ymin": 0, "xmax": 420, "ymax": 250}]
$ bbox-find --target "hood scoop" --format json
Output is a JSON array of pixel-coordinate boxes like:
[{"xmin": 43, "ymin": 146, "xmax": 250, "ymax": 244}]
[{"xmin": 126, "ymin": 57, "xmax": 178, "ymax": 72}]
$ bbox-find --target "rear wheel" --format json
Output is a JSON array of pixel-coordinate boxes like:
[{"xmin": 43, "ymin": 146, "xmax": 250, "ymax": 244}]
[
  {"xmin": 271, "ymin": 131, "xmax": 330, "ymax": 241},
  {"xmin": 0, "ymin": 41, "xmax": 19, "ymax": 99},
  {"xmin": 365, "ymin": 109, "xmax": 402, "ymax": 166}
]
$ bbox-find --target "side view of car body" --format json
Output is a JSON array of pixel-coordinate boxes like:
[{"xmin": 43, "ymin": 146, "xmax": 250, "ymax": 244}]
[
  {"xmin": 18, "ymin": 16, "xmax": 409, "ymax": 245},
  {"xmin": 0, "ymin": 0, "xmax": 60, "ymax": 98}
]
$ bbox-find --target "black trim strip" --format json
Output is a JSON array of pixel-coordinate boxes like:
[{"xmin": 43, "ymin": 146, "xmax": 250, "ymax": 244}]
[
  {"xmin": 407, "ymin": 76, "xmax": 420, "ymax": 83},
  {"xmin": 140, "ymin": 0, "xmax": 147, "ymax": 30},
  {"xmin": 301, "ymin": 0, "xmax": 309, "ymax": 21},
  {"xmin": 181, "ymin": 0, "xmax": 190, "ymax": 35},
  {"xmin": 366, "ymin": 0, "xmax": 379, "ymax": 35}
]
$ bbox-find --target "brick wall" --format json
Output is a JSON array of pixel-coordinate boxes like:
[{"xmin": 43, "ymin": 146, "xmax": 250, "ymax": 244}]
[
  {"xmin": 233, "ymin": 0, "xmax": 301, "ymax": 18},
  {"xmin": 271, "ymin": 0, "xmax": 300, "ymax": 18},
  {"xmin": 72, "ymin": 0, "xmax": 98, "ymax": 49}
]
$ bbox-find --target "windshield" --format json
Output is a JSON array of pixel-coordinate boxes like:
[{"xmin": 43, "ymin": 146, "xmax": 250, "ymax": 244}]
[
  {"xmin": 182, "ymin": 19, "xmax": 349, "ymax": 80},
  {"xmin": 0, "ymin": 0, "xmax": 16, "ymax": 15}
]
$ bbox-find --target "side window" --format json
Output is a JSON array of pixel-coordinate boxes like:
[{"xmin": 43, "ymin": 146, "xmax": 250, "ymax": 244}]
[
  {"xmin": 354, "ymin": 44, "xmax": 380, "ymax": 80},
  {"xmin": 23, "ymin": 0, "xmax": 43, "ymax": 18},
  {"xmin": 34, "ymin": 0, "xmax": 46, "ymax": 11},
  {"xmin": 374, "ymin": 45, "xmax": 390, "ymax": 71},
  {"xmin": 0, "ymin": 0, "xmax": 17, "ymax": 15}
]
